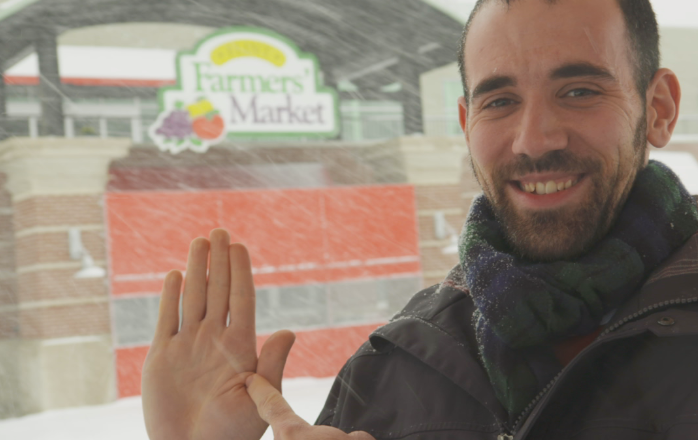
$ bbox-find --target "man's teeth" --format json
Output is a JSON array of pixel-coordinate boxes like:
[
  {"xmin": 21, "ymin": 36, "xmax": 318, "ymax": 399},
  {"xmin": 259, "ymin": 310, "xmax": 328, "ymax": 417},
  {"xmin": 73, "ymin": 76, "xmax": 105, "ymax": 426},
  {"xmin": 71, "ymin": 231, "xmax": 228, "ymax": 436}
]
[{"xmin": 521, "ymin": 179, "xmax": 576, "ymax": 194}]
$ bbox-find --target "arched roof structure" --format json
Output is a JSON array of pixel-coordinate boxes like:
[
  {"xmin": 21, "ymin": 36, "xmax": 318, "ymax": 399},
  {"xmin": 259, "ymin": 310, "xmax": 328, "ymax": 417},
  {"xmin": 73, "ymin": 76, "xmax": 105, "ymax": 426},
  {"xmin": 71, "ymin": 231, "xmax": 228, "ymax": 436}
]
[{"xmin": 0, "ymin": 0, "xmax": 465, "ymax": 136}]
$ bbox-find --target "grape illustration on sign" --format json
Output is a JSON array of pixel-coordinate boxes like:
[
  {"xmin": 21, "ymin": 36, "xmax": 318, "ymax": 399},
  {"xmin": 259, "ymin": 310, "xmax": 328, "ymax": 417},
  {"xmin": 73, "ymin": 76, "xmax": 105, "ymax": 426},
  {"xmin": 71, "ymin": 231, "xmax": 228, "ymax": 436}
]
[{"xmin": 150, "ymin": 27, "xmax": 339, "ymax": 153}]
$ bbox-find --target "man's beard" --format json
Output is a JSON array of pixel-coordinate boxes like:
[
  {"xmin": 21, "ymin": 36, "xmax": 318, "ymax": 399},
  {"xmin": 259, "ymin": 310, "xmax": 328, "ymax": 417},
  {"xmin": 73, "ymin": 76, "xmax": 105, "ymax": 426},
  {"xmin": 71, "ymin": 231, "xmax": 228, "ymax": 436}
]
[{"xmin": 472, "ymin": 117, "xmax": 647, "ymax": 262}]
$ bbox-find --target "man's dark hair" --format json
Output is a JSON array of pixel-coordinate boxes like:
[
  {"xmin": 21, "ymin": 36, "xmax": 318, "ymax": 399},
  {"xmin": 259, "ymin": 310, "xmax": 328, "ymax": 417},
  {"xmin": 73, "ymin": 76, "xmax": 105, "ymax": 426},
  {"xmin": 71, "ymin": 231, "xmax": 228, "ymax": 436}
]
[{"xmin": 457, "ymin": 0, "xmax": 660, "ymax": 106}]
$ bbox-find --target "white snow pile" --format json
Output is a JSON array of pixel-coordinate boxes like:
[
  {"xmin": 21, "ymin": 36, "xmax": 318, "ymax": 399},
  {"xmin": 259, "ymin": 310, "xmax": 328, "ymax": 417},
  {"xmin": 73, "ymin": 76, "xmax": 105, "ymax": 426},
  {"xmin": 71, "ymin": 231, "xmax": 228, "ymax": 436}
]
[{"xmin": 0, "ymin": 377, "xmax": 335, "ymax": 440}]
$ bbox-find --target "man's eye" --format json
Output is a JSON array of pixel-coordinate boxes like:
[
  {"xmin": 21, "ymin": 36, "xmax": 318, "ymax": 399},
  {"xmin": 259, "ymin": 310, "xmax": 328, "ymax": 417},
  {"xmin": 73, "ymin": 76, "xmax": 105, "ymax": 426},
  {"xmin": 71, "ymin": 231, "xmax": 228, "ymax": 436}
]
[
  {"xmin": 485, "ymin": 98, "xmax": 512, "ymax": 108},
  {"xmin": 565, "ymin": 88, "xmax": 598, "ymax": 98}
]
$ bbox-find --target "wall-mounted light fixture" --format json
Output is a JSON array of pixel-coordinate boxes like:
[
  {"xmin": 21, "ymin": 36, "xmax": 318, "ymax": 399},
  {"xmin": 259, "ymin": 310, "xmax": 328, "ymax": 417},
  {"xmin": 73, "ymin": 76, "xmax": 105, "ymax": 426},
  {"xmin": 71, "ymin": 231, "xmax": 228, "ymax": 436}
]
[
  {"xmin": 433, "ymin": 211, "xmax": 460, "ymax": 255},
  {"xmin": 68, "ymin": 227, "xmax": 106, "ymax": 279}
]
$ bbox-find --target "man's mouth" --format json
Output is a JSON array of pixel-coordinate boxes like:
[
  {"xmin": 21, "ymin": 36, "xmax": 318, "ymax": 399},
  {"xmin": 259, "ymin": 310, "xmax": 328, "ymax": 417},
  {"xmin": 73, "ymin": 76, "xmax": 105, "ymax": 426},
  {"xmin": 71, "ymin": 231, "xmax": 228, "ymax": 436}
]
[{"xmin": 516, "ymin": 176, "xmax": 583, "ymax": 195}]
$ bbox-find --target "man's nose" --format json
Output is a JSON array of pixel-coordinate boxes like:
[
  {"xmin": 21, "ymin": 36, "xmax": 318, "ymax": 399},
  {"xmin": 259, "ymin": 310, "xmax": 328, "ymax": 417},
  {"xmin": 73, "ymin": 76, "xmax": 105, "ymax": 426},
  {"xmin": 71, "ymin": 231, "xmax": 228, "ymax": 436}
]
[{"xmin": 511, "ymin": 99, "xmax": 567, "ymax": 158}]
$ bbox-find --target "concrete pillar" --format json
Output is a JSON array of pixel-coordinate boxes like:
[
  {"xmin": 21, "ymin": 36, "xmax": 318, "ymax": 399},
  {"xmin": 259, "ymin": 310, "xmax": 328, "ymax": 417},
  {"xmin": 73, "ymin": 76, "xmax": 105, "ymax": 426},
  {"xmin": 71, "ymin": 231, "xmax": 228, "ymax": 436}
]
[
  {"xmin": 0, "ymin": 172, "xmax": 19, "ymax": 416},
  {"xmin": 320, "ymin": 69, "xmax": 342, "ymax": 141},
  {"xmin": 0, "ymin": 68, "xmax": 7, "ymax": 141},
  {"xmin": 394, "ymin": 18, "xmax": 433, "ymax": 137},
  {"xmin": 398, "ymin": 60, "xmax": 425, "ymax": 135},
  {"xmin": 36, "ymin": 28, "xmax": 65, "ymax": 137},
  {"xmin": 0, "ymin": 137, "xmax": 131, "ymax": 418}
]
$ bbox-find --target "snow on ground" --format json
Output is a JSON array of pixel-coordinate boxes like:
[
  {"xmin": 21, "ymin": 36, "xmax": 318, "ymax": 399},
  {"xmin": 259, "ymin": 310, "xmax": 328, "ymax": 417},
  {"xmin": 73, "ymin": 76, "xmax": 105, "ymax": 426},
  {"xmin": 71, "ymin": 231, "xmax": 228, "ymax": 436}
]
[{"xmin": 0, "ymin": 377, "xmax": 335, "ymax": 440}]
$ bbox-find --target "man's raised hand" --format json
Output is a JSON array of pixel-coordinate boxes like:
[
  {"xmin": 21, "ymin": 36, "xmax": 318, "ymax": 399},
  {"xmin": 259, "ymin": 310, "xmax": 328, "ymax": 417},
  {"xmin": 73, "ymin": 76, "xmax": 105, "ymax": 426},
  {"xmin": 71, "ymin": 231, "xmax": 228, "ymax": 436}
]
[
  {"xmin": 246, "ymin": 373, "xmax": 376, "ymax": 440},
  {"xmin": 141, "ymin": 229, "xmax": 296, "ymax": 440}
]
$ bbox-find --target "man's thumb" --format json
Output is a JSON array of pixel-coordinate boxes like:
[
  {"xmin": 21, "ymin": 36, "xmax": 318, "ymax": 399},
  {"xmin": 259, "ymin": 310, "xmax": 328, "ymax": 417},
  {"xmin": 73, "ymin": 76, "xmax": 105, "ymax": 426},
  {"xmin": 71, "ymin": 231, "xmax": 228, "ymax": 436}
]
[
  {"xmin": 245, "ymin": 373, "xmax": 305, "ymax": 430},
  {"xmin": 257, "ymin": 329, "xmax": 296, "ymax": 391}
]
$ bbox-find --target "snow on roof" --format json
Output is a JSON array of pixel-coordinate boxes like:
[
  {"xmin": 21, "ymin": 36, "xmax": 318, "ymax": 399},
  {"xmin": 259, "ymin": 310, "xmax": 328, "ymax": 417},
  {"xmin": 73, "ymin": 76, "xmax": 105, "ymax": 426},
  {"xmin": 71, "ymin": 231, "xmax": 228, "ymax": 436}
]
[
  {"xmin": 0, "ymin": 0, "xmax": 40, "ymax": 21},
  {"xmin": 650, "ymin": 150, "xmax": 698, "ymax": 195},
  {"xmin": 4, "ymin": 46, "xmax": 177, "ymax": 87}
]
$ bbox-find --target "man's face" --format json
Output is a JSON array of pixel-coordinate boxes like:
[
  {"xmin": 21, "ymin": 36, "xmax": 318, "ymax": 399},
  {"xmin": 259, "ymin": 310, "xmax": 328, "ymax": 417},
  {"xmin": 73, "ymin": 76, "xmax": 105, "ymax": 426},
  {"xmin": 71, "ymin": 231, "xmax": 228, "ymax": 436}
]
[{"xmin": 460, "ymin": 0, "xmax": 648, "ymax": 261}]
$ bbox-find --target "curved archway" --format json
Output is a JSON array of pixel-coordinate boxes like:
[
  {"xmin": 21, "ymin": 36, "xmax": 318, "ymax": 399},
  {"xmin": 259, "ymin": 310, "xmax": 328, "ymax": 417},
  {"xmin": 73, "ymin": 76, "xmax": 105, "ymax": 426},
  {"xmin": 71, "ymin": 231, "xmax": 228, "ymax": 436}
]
[{"xmin": 0, "ymin": 0, "xmax": 464, "ymax": 135}]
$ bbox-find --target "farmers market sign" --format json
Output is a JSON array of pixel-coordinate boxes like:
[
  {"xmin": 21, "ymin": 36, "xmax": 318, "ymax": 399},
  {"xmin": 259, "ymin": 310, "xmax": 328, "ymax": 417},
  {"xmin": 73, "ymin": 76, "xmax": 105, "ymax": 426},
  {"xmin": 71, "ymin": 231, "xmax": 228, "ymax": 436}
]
[{"xmin": 149, "ymin": 27, "xmax": 339, "ymax": 153}]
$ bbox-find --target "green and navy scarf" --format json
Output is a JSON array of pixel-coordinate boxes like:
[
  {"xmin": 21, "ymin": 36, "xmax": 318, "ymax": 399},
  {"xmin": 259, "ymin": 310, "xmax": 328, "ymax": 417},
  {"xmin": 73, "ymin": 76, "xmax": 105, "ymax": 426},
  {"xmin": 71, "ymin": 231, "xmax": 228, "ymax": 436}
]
[{"xmin": 458, "ymin": 160, "xmax": 698, "ymax": 419}]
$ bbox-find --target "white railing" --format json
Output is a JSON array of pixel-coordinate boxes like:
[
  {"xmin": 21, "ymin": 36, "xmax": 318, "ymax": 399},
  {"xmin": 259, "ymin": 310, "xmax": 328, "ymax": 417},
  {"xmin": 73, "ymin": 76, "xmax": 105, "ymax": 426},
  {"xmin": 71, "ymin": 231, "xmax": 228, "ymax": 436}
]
[
  {"xmin": 340, "ymin": 113, "xmax": 404, "ymax": 142},
  {"xmin": 6, "ymin": 99, "xmax": 407, "ymax": 143},
  {"xmin": 6, "ymin": 98, "xmax": 151, "ymax": 142}
]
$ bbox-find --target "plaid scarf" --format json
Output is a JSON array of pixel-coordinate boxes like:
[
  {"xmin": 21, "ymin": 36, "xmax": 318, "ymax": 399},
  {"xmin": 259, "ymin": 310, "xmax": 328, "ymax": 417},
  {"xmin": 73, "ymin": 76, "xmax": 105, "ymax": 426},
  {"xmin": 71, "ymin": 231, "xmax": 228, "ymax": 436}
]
[{"xmin": 458, "ymin": 160, "xmax": 698, "ymax": 419}]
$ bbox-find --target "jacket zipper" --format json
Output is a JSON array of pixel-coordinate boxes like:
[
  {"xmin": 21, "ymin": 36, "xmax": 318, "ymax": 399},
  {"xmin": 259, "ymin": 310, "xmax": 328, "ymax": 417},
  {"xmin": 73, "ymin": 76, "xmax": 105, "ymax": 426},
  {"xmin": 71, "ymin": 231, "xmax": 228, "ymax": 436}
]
[{"xmin": 497, "ymin": 296, "xmax": 698, "ymax": 440}]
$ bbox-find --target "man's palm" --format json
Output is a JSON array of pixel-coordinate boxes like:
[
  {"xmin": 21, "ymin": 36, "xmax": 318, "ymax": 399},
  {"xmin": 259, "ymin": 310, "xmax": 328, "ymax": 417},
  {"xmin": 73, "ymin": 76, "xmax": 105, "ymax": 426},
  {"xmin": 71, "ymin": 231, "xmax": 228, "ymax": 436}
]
[{"xmin": 141, "ymin": 230, "xmax": 295, "ymax": 440}]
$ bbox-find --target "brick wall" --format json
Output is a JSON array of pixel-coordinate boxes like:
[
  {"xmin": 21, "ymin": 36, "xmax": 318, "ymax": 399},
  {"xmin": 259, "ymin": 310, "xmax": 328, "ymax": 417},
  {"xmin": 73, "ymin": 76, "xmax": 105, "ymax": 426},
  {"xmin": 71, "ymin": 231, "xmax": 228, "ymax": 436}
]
[
  {"xmin": 13, "ymin": 195, "xmax": 104, "ymax": 230},
  {"xmin": 12, "ymin": 193, "xmax": 110, "ymax": 339},
  {"xmin": 18, "ymin": 302, "xmax": 111, "ymax": 339},
  {"xmin": 108, "ymin": 144, "xmax": 481, "ymax": 291},
  {"xmin": 415, "ymin": 185, "xmax": 464, "ymax": 287},
  {"xmin": 413, "ymin": 153, "xmax": 480, "ymax": 287}
]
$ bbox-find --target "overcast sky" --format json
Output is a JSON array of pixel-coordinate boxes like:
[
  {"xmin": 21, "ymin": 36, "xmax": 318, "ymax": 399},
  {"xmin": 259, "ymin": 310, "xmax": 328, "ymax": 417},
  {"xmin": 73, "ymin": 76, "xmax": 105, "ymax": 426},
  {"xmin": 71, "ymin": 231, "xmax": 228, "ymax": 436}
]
[
  {"xmin": 2, "ymin": 0, "xmax": 695, "ymax": 28},
  {"xmin": 423, "ymin": 0, "xmax": 698, "ymax": 28}
]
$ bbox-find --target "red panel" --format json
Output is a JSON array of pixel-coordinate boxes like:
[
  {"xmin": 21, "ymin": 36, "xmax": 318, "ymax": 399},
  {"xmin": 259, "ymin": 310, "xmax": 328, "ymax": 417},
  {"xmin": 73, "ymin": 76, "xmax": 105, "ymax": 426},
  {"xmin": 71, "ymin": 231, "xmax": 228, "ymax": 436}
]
[
  {"xmin": 115, "ymin": 323, "xmax": 382, "ymax": 398},
  {"xmin": 3, "ymin": 75, "xmax": 39, "ymax": 85},
  {"xmin": 61, "ymin": 77, "xmax": 177, "ymax": 87},
  {"xmin": 116, "ymin": 346, "xmax": 150, "ymax": 398},
  {"xmin": 322, "ymin": 186, "xmax": 420, "ymax": 281},
  {"xmin": 4, "ymin": 75, "xmax": 176, "ymax": 87},
  {"xmin": 106, "ymin": 186, "xmax": 419, "ymax": 296},
  {"xmin": 324, "ymin": 186, "xmax": 418, "ymax": 261},
  {"xmin": 106, "ymin": 191, "xmax": 223, "ymax": 287}
]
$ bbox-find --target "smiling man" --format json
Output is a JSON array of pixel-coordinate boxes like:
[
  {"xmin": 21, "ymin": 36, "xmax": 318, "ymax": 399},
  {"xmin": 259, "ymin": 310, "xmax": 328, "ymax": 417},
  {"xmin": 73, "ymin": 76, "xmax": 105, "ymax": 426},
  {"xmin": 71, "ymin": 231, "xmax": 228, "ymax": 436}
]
[
  {"xmin": 459, "ymin": 0, "xmax": 658, "ymax": 263},
  {"xmin": 142, "ymin": 0, "xmax": 698, "ymax": 439}
]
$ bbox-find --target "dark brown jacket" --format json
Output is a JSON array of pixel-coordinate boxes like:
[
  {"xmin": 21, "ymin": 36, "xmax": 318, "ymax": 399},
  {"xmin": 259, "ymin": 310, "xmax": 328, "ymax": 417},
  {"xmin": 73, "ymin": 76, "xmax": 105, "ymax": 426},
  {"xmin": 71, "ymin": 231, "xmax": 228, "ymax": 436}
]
[{"xmin": 316, "ymin": 234, "xmax": 698, "ymax": 439}]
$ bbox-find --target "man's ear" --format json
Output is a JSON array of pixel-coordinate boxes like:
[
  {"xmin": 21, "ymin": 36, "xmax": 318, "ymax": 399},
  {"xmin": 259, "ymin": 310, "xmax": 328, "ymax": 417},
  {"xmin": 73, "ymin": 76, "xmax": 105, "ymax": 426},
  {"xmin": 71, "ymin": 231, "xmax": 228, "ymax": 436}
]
[
  {"xmin": 646, "ymin": 68, "xmax": 681, "ymax": 149},
  {"xmin": 458, "ymin": 96, "xmax": 469, "ymax": 144}
]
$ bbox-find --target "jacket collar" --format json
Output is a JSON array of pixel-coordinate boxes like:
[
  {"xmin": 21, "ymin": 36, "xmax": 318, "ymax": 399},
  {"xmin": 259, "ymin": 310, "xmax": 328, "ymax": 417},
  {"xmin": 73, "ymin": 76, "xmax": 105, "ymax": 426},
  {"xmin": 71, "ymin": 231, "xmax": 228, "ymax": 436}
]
[
  {"xmin": 369, "ymin": 268, "xmax": 508, "ymax": 423},
  {"xmin": 605, "ymin": 232, "xmax": 698, "ymax": 329},
  {"xmin": 369, "ymin": 233, "xmax": 698, "ymax": 425}
]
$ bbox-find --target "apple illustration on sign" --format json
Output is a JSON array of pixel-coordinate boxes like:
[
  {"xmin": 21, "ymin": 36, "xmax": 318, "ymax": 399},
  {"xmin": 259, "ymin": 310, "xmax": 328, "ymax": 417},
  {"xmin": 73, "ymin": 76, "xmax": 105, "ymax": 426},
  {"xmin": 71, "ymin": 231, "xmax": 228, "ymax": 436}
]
[
  {"xmin": 188, "ymin": 99, "xmax": 225, "ymax": 140},
  {"xmin": 193, "ymin": 112, "xmax": 224, "ymax": 139}
]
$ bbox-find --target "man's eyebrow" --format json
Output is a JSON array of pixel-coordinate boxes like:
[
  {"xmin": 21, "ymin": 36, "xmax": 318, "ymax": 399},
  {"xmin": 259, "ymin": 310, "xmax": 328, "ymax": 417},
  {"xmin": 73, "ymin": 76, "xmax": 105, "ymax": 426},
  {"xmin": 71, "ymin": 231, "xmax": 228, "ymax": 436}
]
[
  {"xmin": 468, "ymin": 63, "xmax": 614, "ymax": 102},
  {"xmin": 550, "ymin": 62, "xmax": 616, "ymax": 81},
  {"xmin": 470, "ymin": 75, "xmax": 516, "ymax": 101}
]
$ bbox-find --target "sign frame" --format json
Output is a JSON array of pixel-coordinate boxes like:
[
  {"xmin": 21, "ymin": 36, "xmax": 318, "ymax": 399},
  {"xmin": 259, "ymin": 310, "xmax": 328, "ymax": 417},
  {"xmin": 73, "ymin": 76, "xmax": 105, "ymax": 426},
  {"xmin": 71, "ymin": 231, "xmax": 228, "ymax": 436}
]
[{"xmin": 150, "ymin": 26, "xmax": 340, "ymax": 153}]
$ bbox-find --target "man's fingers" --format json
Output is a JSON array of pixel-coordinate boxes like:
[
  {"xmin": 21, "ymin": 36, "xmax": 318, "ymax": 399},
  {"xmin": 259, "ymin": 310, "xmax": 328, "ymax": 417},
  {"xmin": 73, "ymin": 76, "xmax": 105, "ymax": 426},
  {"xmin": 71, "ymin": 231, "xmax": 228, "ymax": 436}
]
[
  {"xmin": 205, "ymin": 229, "xmax": 231, "ymax": 325},
  {"xmin": 228, "ymin": 243, "xmax": 256, "ymax": 336},
  {"xmin": 181, "ymin": 237, "xmax": 209, "ymax": 329},
  {"xmin": 257, "ymin": 330, "xmax": 296, "ymax": 391},
  {"xmin": 245, "ymin": 373, "xmax": 309, "ymax": 430},
  {"xmin": 153, "ymin": 270, "xmax": 182, "ymax": 340},
  {"xmin": 247, "ymin": 372, "xmax": 375, "ymax": 440},
  {"xmin": 348, "ymin": 431, "xmax": 376, "ymax": 440}
]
